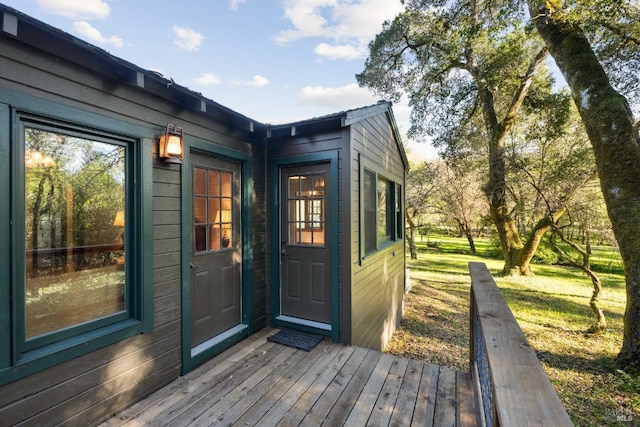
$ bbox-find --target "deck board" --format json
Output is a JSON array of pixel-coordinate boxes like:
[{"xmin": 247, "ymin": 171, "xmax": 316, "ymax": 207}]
[{"xmin": 101, "ymin": 329, "xmax": 480, "ymax": 427}]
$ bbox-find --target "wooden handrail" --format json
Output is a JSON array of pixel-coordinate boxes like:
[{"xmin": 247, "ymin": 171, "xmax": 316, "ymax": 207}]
[{"xmin": 469, "ymin": 262, "xmax": 573, "ymax": 427}]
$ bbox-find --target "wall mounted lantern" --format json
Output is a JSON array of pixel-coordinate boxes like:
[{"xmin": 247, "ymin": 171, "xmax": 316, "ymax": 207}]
[{"xmin": 158, "ymin": 124, "xmax": 184, "ymax": 164}]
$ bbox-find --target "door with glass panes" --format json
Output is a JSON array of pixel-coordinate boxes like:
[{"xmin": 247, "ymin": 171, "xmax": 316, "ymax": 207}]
[
  {"xmin": 279, "ymin": 163, "xmax": 331, "ymax": 325},
  {"xmin": 190, "ymin": 154, "xmax": 241, "ymax": 347}
]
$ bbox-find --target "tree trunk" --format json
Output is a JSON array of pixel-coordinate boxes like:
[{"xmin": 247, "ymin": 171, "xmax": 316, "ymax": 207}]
[
  {"xmin": 406, "ymin": 214, "xmax": 418, "ymax": 260},
  {"xmin": 518, "ymin": 207, "xmax": 567, "ymax": 276},
  {"xmin": 464, "ymin": 227, "xmax": 476, "ymax": 254},
  {"xmin": 588, "ymin": 269, "xmax": 607, "ymax": 333},
  {"xmin": 456, "ymin": 218, "xmax": 476, "ymax": 253},
  {"xmin": 552, "ymin": 225, "xmax": 607, "ymax": 332},
  {"xmin": 529, "ymin": 0, "xmax": 640, "ymax": 367},
  {"xmin": 470, "ymin": 45, "xmax": 548, "ymax": 276},
  {"xmin": 409, "ymin": 225, "xmax": 418, "ymax": 259}
]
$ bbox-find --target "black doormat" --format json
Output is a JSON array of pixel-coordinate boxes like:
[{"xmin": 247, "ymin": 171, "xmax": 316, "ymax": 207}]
[{"xmin": 267, "ymin": 328, "xmax": 324, "ymax": 351}]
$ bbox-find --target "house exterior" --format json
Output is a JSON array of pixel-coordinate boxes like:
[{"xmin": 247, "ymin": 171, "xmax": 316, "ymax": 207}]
[{"xmin": 0, "ymin": 4, "xmax": 408, "ymax": 425}]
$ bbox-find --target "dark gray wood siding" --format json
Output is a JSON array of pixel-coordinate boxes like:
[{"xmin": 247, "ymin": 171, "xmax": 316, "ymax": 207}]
[
  {"xmin": 0, "ymin": 29, "xmax": 264, "ymax": 425},
  {"xmin": 251, "ymin": 137, "xmax": 268, "ymax": 330},
  {"xmin": 349, "ymin": 113, "xmax": 406, "ymax": 351}
]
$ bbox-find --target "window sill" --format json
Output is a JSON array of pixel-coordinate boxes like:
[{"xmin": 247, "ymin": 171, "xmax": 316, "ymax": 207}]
[{"xmin": 360, "ymin": 239, "xmax": 404, "ymax": 265}]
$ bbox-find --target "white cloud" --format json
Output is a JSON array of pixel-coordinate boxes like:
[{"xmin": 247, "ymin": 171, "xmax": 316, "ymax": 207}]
[
  {"xmin": 229, "ymin": 0, "xmax": 247, "ymax": 11},
  {"xmin": 37, "ymin": 0, "xmax": 110, "ymax": 20},
  {"xmin": 231, "ymin": 75, "xmax": 269, "ymax": 87},
  {"xmin": 246, "ymin": 75, "xmax": 269, "ymax": 87},
  {"xmin": 173, "ymin": 26, "xmax": 204, "ymax": 52},
  {"xmin": 297, "ymin": 83, "xmax": 379, "ymax": 109},
  {"xmin": 193, "ymin": 73, "xmax": 222, "ymax": 86},
  {"xmin": 72, "ymin": 21, "xmax": 123, "ymax": 48},
  {"xmin": 314, "ymin": 43, "xmax": 363, "ymax": 60},
  {"xmin": 275, "ymin": 0, "xmax": 404, "ymax": 60}
]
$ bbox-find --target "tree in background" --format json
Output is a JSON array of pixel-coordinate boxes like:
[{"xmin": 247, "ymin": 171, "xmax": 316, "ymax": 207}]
[
  {"xmin": 357, "ymin": 0, "xmax": 572, "ymax": 275},
  {"xmin": 505, "ymin": 100, "xmax": 596, "ymax": 273},
  {"xmin": 526, "ymin": 0, "xmax": 640, "ymax": 368},
  {"xmin": 405, "ymin": 161, "xmax": 439, "ymax": 259},
  {"xmin": 433, "ymin": 156, "xmax": 488, "ymax": 253}
]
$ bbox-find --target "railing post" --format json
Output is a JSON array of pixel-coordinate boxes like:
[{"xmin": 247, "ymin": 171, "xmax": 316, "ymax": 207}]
[{"xmin": 469, "ymin": 262, "xmax": 573, "ymax": 427}]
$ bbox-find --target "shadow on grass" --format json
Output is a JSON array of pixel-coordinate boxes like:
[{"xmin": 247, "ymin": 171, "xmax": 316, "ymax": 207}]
[
  {"xmin": 499, "ymin": 287, "xmax": 624, "ymax": 325},
  {"xmin": 389, "ymin": 278, "xmax": 471, "ymax": 371},
  {"xmin": 535, "ymin": 349, "xmax": 619, "ymax": 375}
]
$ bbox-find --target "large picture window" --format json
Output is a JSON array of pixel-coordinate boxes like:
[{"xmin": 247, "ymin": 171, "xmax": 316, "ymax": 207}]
[
  {"xmin": 0, "ymin": 101, "xmax": 152, "ymax": 385},
  {"xmin": 360, "ymin": 162, "xmax": 403, "ymax": 260},
  {"xmin": 24, "ymin": 127, "xmax": 127, "ymax": 339}
]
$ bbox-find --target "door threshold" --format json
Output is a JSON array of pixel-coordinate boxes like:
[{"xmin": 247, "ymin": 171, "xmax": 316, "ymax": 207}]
[
  {"xmin": 191, "ymin": 324, "xmax": 248, "ymax": 359},
  {"xmin": 276, "ymin": 315, "xmax": 331, "ymax": 331}
]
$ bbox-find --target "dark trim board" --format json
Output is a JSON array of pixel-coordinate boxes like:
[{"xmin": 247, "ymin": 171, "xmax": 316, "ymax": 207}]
[
  {"xmin": 180, "ymin": 137, "xmax": 254, "ymax": 374},
  {"xmin": 268, "ymin": 152, "xmax": 340, "ymax": 343}
]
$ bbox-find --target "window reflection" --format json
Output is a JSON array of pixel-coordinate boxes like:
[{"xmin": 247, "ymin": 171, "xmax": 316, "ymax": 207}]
[{"xmin": 24, "ymin": 128, "xmax": 126, "ymax": 338}]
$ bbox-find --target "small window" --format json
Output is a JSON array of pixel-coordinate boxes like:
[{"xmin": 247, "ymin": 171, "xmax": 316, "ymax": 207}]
[
  {"xmin": 360, "ymin": 163, "xmax": 403, "ymax": 261},
  {"xmin": 377, "ymin": 177, "xmax": 392, "ymax": 245},
  {"xmin": 396, "ymin": 184, "xmax": 403, "ymax": 239},
  {"xmin": 194, "ymin": 168, "xmax": 234, "ymax": 252},
  {"xmin": 287, "ymin": 173, "xmax": 325, "ymax": 246},
  {"xmin": 363, "ymin": 169, "xmax": 377, "ymax": 254}
]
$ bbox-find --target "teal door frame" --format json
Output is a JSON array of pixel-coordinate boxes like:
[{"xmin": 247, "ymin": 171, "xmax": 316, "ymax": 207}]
[
  {"xmin": 180, "ymin": 137, "xmax": 253, "ymax": 374},
  {"xmin": 269, "ymin": 152, "xmax": 339, "ymax": 342}
]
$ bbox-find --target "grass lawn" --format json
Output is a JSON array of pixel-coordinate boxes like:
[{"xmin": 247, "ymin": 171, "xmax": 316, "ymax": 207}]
[{"xmin": 385, "ymin": 236, "xmax": 639, "ymax": 426}]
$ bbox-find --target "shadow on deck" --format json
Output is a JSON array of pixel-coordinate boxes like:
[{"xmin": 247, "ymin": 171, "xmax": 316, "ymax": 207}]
[{"xmin": 101, "ymin": 327, "xmax": 480, "ymax": 427}]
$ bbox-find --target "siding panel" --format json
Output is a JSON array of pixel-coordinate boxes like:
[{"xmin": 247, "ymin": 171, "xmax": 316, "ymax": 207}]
[{"xmin": 350, "ymin": 115, "xmax": 406, "ymax": 351}]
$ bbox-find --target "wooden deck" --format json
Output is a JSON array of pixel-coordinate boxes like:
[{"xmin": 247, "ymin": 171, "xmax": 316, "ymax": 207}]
[{"xmin": 101, "ymin": 328, "xmax": 479, "ymax": 427}]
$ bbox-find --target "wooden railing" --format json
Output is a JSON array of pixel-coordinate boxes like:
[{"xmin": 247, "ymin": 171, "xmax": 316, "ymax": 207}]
[{"xmin": 469, "ymin": 262, "xmax": 573, "ymax": 427}]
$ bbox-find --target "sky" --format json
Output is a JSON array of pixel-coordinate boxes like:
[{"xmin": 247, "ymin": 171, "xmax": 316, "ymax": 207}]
[{"xmin": 3, "ymin": 0, "xmax": 439, "ymax": 159}]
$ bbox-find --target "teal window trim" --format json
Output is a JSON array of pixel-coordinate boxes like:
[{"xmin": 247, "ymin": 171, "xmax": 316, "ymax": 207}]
[
  {"xmin": 359, "ymin": 154, "xmax": 404, "ymax": 265},
  {"xmin": 269, "ymin": 152, "xmax": 339, "ymax": 343},
  {"xmin": 180, "ymin": 138, "xmax": 253, "ymax": 375},
  {"xmin": 0, "ymin": 91, "xmax": 153, "ymax": 386},
  {"xmin": 0, "ymin": 103, "xmax": 10, "ymax": 372}
]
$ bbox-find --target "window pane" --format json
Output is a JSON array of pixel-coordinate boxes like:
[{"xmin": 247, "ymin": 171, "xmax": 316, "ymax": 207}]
[
  {"xmin": 396, "ymin": 185, "xmax": 403, "ymax": 239},
  {"xmin": 300, "ymin": 175, "xmax": 312, "ymax": 197},
  {"xmin": 377, "ymin": 178, "xmax": 392, "ymax": 243},
  {"xmin": 287, "ymin": 173, "xmax": 325, "ymax": 246},
  {"xmin": 289, "ymin": 222, "xmax": 300, "ymax": 244},
  {"xmin": 313, "ymin": 175, "xmax": 325, "ymax": 196},
  {"xmin": 221, "ymin": 172, "xmax": 232, "ymax": 197},
  {"xmin": 194, "ymin": 168, "xmax": 206, "ymax": 195},
  {"xmin": 210, "ymin": 224, "xmax": 221, "ymax": 250},
  {"xmin": 288, "ymin": 176, "xmax": 299, "ymax": 198},
  {"xmin": 208, "ymin": 198, "xmax": 220, "ymax": 223},
  {"xmin": 364, "ymin": 169, "xmax": 376, "ymax": 253},
  {"xmin": 194, "ymin": 197, "xmax": 206, "ymax": 224},
  {"xmin": 24, "ymin": 128, "xmax": 126, "ymax": 338},
  {"xmin": 208, "ymin": 170, "xmax": 220, "ymax": 196},
  {"xmin": 221, "ymin": 224, "xmax": 232, "ymax": 248},
  {"xmin": 194, "ymin": 167, "xmax": 234, "ymax": 253},
  {"xmin": 220, "ymin": 198, "xmax": 232, "ymax": 224},
  {"xmin": 195, "ymin": 225, "xmax": 207, "ymax": 252}
]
